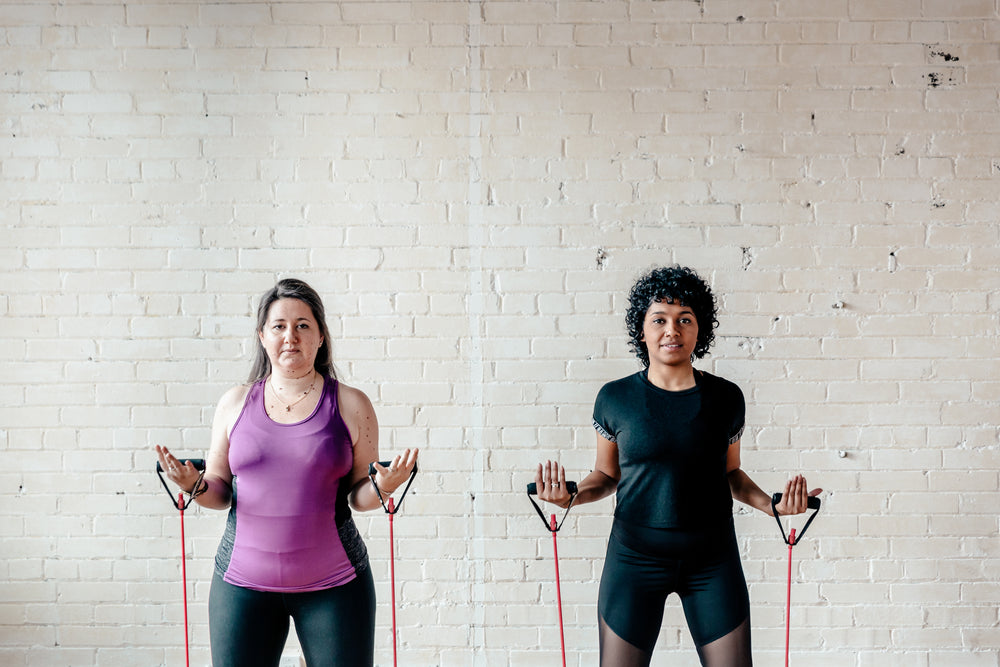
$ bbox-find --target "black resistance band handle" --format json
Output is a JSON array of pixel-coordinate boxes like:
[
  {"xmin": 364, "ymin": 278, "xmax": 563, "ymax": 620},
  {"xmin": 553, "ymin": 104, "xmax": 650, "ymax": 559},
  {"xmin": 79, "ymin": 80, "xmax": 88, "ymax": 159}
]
[
  {"xmin": 526, "ymin": 481, "xmax": 578, "ymax": 533},
  {"xmin": 526, "ymin": 482, "xmax": 578, "ymax": 496},
  {"xmin": 368, "ymin": 461, "xmax": 418, "ymax": 515},
  {"xmin": 155, "ymin": 459, "xmax": 206, "ymax": 511},
  {"xmin": 771, "ymin": 493, "xmax": 821, "ymax": 545},
  {"xmin": 155, "ymin": 459, "xmax": 205, "ymax": 473}
]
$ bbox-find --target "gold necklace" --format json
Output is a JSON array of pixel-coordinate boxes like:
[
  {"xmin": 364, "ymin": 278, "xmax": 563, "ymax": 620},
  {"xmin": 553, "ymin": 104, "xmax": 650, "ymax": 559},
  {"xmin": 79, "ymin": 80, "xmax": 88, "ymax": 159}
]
[{"xmin": 268, "ymin": 372, "xmax": 317, "ymax": 413}]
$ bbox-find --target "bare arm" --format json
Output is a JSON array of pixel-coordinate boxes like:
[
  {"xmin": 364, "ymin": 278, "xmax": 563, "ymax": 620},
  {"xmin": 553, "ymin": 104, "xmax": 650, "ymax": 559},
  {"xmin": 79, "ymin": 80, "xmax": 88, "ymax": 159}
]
[
  {"xmin": 726, "ymin": 439, "xmax": 821, "ymax": 516},
  {"xmin": 338, "ymin": 382, "xmax": 418, "ymax": 513},
  {"xmin": 535, "ymin": 432, "xmax": 621, "ymax": 509},
  {"xmin": 155, "ymin": 384, "xmax": 247, "ymax": 510}
]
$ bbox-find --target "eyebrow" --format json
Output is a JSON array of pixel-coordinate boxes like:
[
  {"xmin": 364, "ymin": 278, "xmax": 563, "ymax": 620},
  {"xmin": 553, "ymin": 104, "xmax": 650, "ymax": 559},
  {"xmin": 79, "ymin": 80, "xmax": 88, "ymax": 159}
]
[{"xmin": 648, "ymin": 309, "xmax": 695, "ymax": 316}]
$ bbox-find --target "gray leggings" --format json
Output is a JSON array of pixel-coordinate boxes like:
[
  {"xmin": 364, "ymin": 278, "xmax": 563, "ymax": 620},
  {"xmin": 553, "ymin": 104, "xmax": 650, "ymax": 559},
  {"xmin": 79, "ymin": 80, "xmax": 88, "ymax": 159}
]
[{"xmin": 208, "ymin": 568, "xmax": 376, "ymax": 667}]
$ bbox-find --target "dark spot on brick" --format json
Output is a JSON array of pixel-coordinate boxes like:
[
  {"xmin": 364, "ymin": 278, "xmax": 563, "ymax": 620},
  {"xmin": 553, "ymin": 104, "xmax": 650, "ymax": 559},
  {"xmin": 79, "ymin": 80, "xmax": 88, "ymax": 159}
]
[{"xmin": 930, "ymin": 49, "xmax": 959, "ymax": 62}]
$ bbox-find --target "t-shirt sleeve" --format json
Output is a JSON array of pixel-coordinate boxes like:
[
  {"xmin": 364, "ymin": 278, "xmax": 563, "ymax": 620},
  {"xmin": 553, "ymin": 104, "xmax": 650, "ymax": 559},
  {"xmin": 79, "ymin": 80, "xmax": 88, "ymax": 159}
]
[
  {"xmin": 592, "ymin": 383, "xmax": 618, "ymax": 444},
  {"xmin": 728, "ymin": 382, "xmax": 746, "ymax": 445}
]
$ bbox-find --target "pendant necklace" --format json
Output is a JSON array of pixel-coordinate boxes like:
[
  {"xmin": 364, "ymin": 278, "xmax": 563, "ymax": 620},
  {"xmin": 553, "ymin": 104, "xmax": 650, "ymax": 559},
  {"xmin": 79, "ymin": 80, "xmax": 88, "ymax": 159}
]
[{"xmin": 269, "ymin": 372, "xmax": 317, "ymax": 413}]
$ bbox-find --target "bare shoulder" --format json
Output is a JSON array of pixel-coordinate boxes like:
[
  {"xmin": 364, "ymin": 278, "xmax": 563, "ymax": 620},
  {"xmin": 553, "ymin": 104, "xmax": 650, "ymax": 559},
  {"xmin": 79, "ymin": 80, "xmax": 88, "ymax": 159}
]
[
  {"xmin": 214, "ymin": 383, "xmax": 252, "ymax": 422},
  {"xmin": 336, "ymin": 381, "xmax": 374, "ymax": 417},
  {"xmin": 336, "ymin": 381, "xmax": 377, "ymax": 444},
  {"xmin": 221, "ymin": 383, "xmax": 252, "ymax": 407}
]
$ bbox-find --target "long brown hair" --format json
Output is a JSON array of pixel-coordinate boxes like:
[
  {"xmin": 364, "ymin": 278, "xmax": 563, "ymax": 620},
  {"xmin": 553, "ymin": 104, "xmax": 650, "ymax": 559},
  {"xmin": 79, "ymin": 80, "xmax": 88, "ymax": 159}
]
[{"xmin": 247, "ymin": 278, "xmax": 337, "ymax": 383}]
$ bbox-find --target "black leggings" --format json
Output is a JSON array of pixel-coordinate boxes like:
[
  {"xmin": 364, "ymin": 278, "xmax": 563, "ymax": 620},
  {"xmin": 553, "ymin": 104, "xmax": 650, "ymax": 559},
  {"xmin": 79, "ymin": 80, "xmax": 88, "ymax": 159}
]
[
  {"xmin": 208, "ymin": 568, "xmax": 376, "ymax": 667},
  {"xmin": 598, "ymin": 518, "xmax": 750, "ymax": 653}
]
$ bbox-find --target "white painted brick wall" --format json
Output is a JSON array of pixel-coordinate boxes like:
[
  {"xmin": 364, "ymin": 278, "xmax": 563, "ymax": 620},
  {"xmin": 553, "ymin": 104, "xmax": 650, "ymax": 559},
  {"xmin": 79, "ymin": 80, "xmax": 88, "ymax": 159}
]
[{"xmin": 2, "ymin": 1, "xmax": 999, "ymax": 666}]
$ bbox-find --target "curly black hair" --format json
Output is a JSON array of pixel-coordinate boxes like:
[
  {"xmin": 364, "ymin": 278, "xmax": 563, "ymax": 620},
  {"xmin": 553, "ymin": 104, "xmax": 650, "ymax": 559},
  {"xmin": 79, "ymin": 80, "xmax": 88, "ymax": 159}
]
[{"xmin": 625, "ymin": 266, "xmax": 718, "ymax": 367}]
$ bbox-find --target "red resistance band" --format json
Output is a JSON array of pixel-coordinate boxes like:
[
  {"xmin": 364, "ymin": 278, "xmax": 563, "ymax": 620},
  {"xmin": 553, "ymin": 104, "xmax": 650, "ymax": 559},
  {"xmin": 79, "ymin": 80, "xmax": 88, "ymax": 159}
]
[
  {"xmin": 155, "ymin": 459, "xmax": 205, "ymax": 667},
  {"xmin": 368, "ymin": 462, "xmax": 418, "ymax": 667},
  {"xmin": 178, "ymin": 492, "xmax": 192, "ymax": 667},
  {"xmin": 784, "ymin": 528, "xmax": 796, "ymax": 667},
  {"xmin": 526, "ymin": 482, "xmax": 578, "ymax": 667},
  {"xmin": 771, "ymin": 493, "xmax": 821, "ymax": 667}
]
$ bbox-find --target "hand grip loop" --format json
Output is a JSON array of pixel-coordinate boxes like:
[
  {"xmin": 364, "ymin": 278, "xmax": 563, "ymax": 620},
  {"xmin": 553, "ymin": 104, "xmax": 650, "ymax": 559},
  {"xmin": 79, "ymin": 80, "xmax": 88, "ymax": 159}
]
[{"xmin": 771, "ymin": 493, "xmax": 821, "ymax": 545}]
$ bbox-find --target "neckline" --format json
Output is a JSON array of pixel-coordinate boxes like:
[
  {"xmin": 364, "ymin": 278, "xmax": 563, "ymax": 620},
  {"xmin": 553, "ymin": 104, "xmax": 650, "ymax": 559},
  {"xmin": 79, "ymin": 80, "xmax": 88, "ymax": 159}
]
[
  {"xmin": 639, "ymin": 368, "xmax": 703, "ymax": 396},
  {"xmin": 260, "ymin": 375, "xmax": 328, "ymax": 426}
]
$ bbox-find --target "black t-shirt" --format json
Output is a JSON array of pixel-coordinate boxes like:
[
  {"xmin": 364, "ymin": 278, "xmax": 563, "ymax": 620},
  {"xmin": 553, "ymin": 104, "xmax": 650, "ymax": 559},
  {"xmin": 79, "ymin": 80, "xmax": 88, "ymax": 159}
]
[{"xmin": 593, "ymin": 370, "xmax": 745, "ymax": 529}]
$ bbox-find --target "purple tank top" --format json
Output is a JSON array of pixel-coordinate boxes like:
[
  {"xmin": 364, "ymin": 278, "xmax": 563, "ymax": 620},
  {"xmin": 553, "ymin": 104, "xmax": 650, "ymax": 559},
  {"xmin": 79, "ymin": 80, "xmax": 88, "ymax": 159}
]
[{"xmin": 221, "ymin": 376, "xmax": 358, "ymax": 592}]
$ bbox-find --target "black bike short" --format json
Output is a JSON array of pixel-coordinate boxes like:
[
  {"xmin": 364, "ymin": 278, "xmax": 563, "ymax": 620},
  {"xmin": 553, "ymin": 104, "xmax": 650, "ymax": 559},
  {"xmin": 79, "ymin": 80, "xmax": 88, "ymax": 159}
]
[
  {"xmin": 598, "ymin": 517, "xmax": 750, "ymax": 651},
  {"xmin": 208, "ymin": 567, "xmax": 376, "ymax": 667}
]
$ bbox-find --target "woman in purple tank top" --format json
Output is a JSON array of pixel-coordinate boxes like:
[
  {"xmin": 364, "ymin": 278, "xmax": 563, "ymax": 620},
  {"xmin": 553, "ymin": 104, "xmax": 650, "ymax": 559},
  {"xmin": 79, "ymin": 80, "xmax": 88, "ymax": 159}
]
[{"xmin": 156, "ymin": 278, "xmax": 418, "ymax": 667}]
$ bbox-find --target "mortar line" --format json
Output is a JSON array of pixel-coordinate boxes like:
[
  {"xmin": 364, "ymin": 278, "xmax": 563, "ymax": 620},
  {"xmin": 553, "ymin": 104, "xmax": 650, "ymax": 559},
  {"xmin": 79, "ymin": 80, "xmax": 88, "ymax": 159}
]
[{"xmin": 466, "ymin": 1, "xmax": 488, "ymax": 663}]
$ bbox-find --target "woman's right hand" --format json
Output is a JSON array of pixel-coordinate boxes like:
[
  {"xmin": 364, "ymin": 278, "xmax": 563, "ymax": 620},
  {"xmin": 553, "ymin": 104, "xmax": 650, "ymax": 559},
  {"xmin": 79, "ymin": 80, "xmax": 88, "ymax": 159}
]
[
  {"xmin": 155, "ymin": 445, "xmax": 203, "ymax": 495},
  {"xmin": 535, "ymin": 460, "xmax": 572, "ymax": 508}
]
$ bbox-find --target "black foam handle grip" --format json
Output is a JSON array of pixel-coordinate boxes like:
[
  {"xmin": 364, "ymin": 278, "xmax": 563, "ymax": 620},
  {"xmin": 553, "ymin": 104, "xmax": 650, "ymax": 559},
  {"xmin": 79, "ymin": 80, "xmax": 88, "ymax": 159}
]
[
  {"xmin": 368, "ymin": 460, "xmax": 418, "ymax": 515},
  {"xmin": 155, "ymin": 458, "xmax": 207, "ymax": 511},
  {"xmin": 156, "ymin": 459, "xmax": 206, "ymax": 473},
  {"xmin": 527, "ymin": 481, "xmax": 578, "ymax": 495},
  {"xmin": 771, "ymin": 493, "xmax": 821, "ymax": 511},
  {"xmin": 368, "ymin": 461, "xmax": 419, "ymax": 476}
]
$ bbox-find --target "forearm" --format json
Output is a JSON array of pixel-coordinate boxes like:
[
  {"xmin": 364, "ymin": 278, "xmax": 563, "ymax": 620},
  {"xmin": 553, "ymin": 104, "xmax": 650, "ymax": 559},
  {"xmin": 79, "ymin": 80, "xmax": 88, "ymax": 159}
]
[
  {"xmin": 727, "ymin": 468, "xmax": 773, "ymax": 516},
  {"xmin": 562, "ymin": 468, "xmax": 618, "ymax": 508},
  {"xmin": 191, "ymin": 475, "xmax": 233, "ymax": 511},
  {"xmin": 348, "ymin": 476, "xmax": 386, "ymax": 513}
]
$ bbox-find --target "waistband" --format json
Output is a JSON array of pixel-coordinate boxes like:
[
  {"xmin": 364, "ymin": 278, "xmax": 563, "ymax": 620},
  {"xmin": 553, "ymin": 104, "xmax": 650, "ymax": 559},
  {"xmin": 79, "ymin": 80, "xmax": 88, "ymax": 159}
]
[{"xmin": 611, "ymin": 515, "xmax": 738, "ymax": 560}]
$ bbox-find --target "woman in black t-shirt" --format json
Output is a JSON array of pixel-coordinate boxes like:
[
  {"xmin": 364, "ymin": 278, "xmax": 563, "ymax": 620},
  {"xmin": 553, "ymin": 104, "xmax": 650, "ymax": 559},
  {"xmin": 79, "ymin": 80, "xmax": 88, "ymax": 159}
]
[{"xmin": 534, "ymin": 266, "xmax": 821, "ymax": 667}]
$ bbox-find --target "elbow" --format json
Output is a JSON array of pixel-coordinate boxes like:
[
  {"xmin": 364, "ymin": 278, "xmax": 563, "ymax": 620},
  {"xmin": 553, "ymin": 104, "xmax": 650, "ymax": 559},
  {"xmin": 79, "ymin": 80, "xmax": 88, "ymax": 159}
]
[
  {"xmin": 347, "ymin": 495, "xmax": 365, "ymax": 513},
  {"xmin": 726, "ymin": 468, "xmax": 746, "ymax": 499},
  {"xmin": 348, "ymin": 493, "xmax": 379, "ymax": 514},
  {"xmin": 199, "ymin": 476, "xmax": 233, "ymax": 510}
]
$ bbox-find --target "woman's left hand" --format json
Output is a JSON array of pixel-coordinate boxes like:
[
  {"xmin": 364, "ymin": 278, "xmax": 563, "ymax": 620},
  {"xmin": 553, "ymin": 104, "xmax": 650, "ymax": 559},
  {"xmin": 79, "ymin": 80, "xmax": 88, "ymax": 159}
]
[
  {"xmin": 371, "ymin": 448, "xmax": 419, "ymax": 495},
  {"xmin": 774, "ymin": 475, "xmax": 822, "ymax": 515}
]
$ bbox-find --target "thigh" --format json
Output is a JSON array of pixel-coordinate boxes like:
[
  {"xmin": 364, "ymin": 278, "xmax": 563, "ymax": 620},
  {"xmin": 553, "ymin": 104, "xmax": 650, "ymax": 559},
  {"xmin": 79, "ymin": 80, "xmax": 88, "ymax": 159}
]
[
  {"xmin": 677, "ymin": 527, "xmax": 751, "ymax": 647},
  {"xmin": 209, "ymin": 573, "xmax": 289, "ymax": 667},
  {"xmin": 290, "ymin": 567, "xmax": 377, "ymax": 667},
  {"xmin": 598, "ymin": 527, "xmax": 676, "ymax": 653}
]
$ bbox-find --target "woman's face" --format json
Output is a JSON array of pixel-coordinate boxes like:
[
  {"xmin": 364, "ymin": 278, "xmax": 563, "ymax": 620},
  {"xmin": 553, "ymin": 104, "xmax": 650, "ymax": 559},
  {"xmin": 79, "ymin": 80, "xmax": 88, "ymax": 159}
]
[
  {"xmin": 641, "ymin": 299, "xmax": 699, "ymax": 368},
  {"xmin": 258, "ymin": 298, "xmax": 324, "ymax": 378}
]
